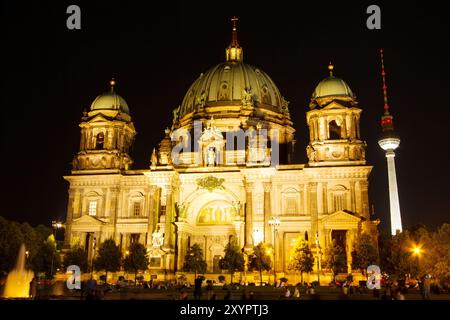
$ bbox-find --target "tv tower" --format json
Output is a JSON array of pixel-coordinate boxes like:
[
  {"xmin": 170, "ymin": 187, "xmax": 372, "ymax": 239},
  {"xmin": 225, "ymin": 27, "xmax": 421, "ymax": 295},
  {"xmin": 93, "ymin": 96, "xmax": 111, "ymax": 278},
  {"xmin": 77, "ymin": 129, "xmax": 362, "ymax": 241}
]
[{"xmin": 377, "ymin": 49, "xmax": 403, "ymax": 235}]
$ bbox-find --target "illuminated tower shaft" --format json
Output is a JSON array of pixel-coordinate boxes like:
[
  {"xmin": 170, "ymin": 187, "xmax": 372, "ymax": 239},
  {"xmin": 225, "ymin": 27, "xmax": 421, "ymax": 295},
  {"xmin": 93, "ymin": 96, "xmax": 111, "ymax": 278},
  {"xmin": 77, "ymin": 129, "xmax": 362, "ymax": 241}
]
[
  {"xmin": 377, "ymin": 49, "xmax": 403, "ymax": 235},
  {"xmin": 385, "ymin": 149, "xmax": 402, "ymax": 234}
]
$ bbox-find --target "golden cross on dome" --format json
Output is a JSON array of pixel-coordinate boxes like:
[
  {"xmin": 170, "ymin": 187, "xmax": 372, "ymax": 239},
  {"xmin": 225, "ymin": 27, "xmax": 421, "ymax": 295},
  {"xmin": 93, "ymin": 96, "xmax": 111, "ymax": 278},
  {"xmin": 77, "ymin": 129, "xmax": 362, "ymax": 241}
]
[{"xmin": 231, "ymin": 16, "xmax": 238, "ymax": 29}]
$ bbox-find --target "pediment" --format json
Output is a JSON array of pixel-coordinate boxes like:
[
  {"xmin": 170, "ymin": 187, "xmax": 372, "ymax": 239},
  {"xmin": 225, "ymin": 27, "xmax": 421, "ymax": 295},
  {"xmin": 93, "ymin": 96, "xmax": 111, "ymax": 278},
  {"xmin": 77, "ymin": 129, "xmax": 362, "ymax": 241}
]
[
  {"xmin": 321, "ymin": 210, "xmax": 361, "ymax": 229},
  {"xmin": 199, "ymin": 127, "xmax": 223, "ymax": 142},
  {"xmin": 72, "ymin": 214, "xmax": 106, "ymax": 227},
  {"xmin": 88, "ymin": 114, "xmax": 110, "ymax": 123},
  {"xmin": 322, "ymin": 101, "xmax": 348, "ymax": 110}
]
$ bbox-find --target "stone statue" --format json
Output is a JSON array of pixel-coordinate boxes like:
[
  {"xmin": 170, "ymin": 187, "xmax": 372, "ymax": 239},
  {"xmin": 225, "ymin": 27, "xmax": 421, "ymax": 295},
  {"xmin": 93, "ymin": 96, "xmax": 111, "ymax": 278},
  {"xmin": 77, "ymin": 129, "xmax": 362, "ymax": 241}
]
[
  {"xmin": 196, "ymin": 91, "xmax": 206, "ymax": 108},
  {"xmin": 151, "ymin": 148, "xmax": 158, "ymax": 167},
  {"xmin": 281, "ymin": 96, "xmax": 290, "ymax": 113},
  {"xmin": 152, "ymin": 227, "xmax": 164, "ymax": 247},
  {"xmin": 207, "ymin": 147, "xmax": 216, "ymax": 166},
  {"xmin": 307, "ymin": 145, "xmax": 317, "ymax": 162},
  {"xmin": 242, "ymin": 87, "xmax": 253, "ymax": 106},
  {"xmin": 172, "ymin": 106, "xmax": 180, "ymax": 122}
]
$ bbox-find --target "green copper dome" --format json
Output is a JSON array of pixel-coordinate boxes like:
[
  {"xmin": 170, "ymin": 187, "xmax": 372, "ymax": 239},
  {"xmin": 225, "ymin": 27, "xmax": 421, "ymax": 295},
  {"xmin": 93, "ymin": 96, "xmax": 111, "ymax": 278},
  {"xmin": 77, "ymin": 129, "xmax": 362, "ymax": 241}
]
[
  {"xmin": 312, "ymin": 63, "xmax": 354, "ymax": 99},
  {"xmin": 90, "ymin": 79, "xmax": 130, "ymax": 114},
  {"xmin": 312, "ymin": 76, "xmax": 354, "ymax": 99}
]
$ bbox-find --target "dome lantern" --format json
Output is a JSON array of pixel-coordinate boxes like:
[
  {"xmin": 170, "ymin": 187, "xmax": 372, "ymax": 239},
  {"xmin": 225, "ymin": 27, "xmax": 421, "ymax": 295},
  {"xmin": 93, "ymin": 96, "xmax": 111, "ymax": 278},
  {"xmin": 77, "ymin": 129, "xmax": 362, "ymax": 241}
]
[{"xmin": 225, "ymin": 16, "xmax": 243, "ymax": 62}]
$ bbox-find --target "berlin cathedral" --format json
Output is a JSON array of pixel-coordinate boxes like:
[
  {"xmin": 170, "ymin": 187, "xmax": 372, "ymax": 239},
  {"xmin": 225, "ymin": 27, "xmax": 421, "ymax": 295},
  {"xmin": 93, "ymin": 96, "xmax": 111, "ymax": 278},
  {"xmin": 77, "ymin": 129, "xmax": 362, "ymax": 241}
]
[{"xmin": 63, "ymin": 19, "xmax": 379, "ymax": 282}]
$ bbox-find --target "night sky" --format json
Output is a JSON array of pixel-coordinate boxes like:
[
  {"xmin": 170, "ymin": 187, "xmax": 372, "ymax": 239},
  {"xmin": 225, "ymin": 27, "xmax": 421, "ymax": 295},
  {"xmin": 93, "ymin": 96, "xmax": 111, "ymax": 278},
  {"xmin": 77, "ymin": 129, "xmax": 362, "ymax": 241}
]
[{"xmin": 2, "ymin": 0, "xmax": 449, "ymax": 234}]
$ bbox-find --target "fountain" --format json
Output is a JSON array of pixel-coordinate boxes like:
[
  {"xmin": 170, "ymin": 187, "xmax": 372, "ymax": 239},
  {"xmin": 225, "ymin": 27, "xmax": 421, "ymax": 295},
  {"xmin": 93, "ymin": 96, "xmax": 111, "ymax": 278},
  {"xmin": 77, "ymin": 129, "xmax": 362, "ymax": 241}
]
[{"xmin": 2, "ymin": 244, "xmax": 34, "ymax": 298}]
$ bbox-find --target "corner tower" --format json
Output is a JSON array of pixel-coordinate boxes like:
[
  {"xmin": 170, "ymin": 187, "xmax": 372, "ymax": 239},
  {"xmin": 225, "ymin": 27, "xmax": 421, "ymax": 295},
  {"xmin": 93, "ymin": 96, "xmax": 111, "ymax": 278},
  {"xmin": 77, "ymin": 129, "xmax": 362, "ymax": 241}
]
[
  {"xmin": 306, "ymin": 63, "xmax": 367, "ymax": 166},
  {"xmin": 72, "ymin": 79, "xmax": 136, "ymax": 172}
]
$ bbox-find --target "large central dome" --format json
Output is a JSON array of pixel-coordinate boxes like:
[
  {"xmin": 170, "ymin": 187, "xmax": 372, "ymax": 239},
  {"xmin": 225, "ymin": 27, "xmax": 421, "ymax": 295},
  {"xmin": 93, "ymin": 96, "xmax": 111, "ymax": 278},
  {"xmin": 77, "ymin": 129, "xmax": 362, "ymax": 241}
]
[
  {"xmin": 179, "ymin": 61, "xmax": 285, "ymax": 118},
  {"xmin": 174, "ymin": 18, "xmax": 291, "ymax": 131}
]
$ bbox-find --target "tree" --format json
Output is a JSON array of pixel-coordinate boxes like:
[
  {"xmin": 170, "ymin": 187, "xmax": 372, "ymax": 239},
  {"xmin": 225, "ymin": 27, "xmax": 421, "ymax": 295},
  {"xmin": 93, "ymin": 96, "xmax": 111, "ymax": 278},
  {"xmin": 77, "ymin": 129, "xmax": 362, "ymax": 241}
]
[
  {"xmin": 351, "ymin": 233, "xmax": 379, "ymax": 275},
  {"xmin": 381, "ymin": 228, "xmax": 427, "ymax": 279},
  {"xmin": 31, "ymin": 234, "xmax": 61, "ymax": 278},
  {"xmin": 123, "ymin": 242, "xmax": 149, "ymax": 285},
  {"xmin": 324, "ymin": 240, "xmax": 347, "ymax": 282},
  {"xmin": 423, "ymin": 224, "xmax": 450, "ymax": 283},
  {"xmin": 0, "ymin": 216, "xmax": 24, "ymax": 273},
  {"xmin": 219, "ymin": 242, "xmax": 244, "ymax": 284},
  {"xmin": 64, "ymin": 245, "xmax": 88, "ymax": 272},
  {"xmin": 94, "ymin": 239, "xmax": 121, "ymax": 282},
  {"xmin": 247, "ymin": 243, "xmax": 272, "ymax": 286},
  {"xmin": 0, "ymin": 216, "xmax": 54, "ymax": 276},
  {"xmin": 183, "ymin": 244, "xmax": 207, "ymax": 279},
  {"xmin": 288, "ymin": 237, "xmax": 314, "ymax": 283}
]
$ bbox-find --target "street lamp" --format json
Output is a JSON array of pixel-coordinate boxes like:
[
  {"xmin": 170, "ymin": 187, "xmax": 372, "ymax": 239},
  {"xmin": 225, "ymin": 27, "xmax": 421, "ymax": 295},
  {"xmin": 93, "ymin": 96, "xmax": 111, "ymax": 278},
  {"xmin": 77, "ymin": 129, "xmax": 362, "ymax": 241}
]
[
  {"xmin": 50, "ymin": 221, "xmax": 64, "ymax": 278},
  {"xmin": 90, "ymin": 237, "xmax": 97, "ymax": 280},
  {"xmin": 268, "ymin": 216, "xmax": 280, "ymax": 286},
  {"xmin": 412, "ymin": 245, "xmax": 422, "ymax": 277},
  {"xmin": 315, "ymin": 232, "xmax": 322, "ymax": 284}
]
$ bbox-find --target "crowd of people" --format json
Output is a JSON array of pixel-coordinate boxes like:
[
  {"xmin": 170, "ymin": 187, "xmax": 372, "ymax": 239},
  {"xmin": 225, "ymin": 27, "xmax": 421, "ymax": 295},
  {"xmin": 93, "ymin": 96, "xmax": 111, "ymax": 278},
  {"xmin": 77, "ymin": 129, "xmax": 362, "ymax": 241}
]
[{"xmin": 24, "ymin": 272, "xmax": 447, "ymax": 300}]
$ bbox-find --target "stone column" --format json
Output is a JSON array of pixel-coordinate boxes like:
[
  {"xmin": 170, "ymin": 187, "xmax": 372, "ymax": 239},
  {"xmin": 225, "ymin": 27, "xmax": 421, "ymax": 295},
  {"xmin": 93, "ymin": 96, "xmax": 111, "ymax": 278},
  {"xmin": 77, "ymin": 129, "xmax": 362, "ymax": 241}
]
[
  {"xmin": 346, "ymin": 230, "xmax": 354, "ymax": 273},
  {"xmin": 322, "ymin": 182, "xmax": 328, "ymax": 214},
  {"xmin": 309, "ymin": 182, "xmax": 318, "ymax": 238},
  {"xmin": 349, "ymin": 181, "xmax": 356, "ymax": 213},
  {"xmin": 164, "ymin": 186, "xmax": 174, "ymax": 249},
  {"xmin": 64, "ymin": 188, "xmax": 75, "ymax": 248},
  {"xmin": 263, "ymin": 182, "xmax": 272, "ymax": 244},
  {"xmin": 245, "ymin": 182, "xmax": 254, "ymax": 247},
  {"xmin": 360, "ymin": 181, "xmax": 369, "ymax": 219},
  {"xmin": 109, "ymin": 187, "xmax": 119, "ymax": 241},
  {"xmin": 147, "ymin": 186, "xmax": 156, "ymax": 244}
]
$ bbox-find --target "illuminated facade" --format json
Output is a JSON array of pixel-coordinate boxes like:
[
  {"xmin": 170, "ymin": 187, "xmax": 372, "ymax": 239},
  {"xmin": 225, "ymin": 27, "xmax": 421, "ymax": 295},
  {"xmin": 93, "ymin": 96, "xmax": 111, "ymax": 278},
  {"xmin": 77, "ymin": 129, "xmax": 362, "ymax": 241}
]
[{"xmin": 64, "ymin": 19, "xmax": 379, "ymax": 281}]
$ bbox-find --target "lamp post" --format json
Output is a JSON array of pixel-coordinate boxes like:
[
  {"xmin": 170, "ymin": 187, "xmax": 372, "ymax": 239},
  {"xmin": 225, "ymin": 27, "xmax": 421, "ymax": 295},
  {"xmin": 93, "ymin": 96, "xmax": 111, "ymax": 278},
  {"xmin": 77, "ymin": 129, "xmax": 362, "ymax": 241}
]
[
  {"xmin": 315, "ymin": 232, "xmax": 322, "ymax": 284},
  {"xmin": 50, "ymin": 221, "xmax": 64, "ymax": 278},
  {"xmin": 412, "ymin": 246, "xmax": 422, "ymax": 278},
  {"xmin": 268, "ymin": 216, "xmax": 280, "ymax": 286},
  {"xmin": 90, "ymin": 237, "xmax": 97, "ymax": 280},
  {"xmin": 251, "ymin": 229, "xmax": 263, "ymax": 286}
]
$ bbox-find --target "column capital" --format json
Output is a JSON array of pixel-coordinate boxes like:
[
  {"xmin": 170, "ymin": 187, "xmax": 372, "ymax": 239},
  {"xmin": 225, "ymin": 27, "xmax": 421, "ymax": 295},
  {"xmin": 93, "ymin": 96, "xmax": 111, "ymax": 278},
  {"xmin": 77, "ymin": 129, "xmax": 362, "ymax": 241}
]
[
  {"xmin": 359, "ymin": 180, "xmax": 369, "ymax": 189},
  {"xmin": 263, "ymin": 182, "xmax": 272, "ymax": 193},
  {"xmin": 309, "ymin": 181, "xmax": 318, "ymax": 189},
  {"xmin": 245, "ymin": 181, "xmax": 254, "ymax": 191}
]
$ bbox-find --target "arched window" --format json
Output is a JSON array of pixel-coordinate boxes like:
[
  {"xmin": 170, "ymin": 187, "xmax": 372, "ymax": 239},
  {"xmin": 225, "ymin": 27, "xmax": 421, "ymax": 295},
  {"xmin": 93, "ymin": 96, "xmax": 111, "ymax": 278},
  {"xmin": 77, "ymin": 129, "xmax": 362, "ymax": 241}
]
[
  {"xmin": 328, "ymin": 120, "xmax": 341, "ymax": 140},
  {"xmin": 96, "ymin": 132, "xmax": 105, "ymax": 150},
  {"xmin": 330, "ymin": 185, "xmax": 348, "ymax": 212},
  {"xmin": 281, "ymin": 187, "xmax": 300, "ymax": 215}
]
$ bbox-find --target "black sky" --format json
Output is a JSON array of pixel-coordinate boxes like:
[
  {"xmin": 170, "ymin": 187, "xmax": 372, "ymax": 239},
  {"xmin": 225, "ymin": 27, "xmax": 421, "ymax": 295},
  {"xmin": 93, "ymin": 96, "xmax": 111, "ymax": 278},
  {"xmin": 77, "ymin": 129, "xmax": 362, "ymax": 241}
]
[{"xmin": 2, "ymin": 0, "xmax": 449, "ymax": 234}]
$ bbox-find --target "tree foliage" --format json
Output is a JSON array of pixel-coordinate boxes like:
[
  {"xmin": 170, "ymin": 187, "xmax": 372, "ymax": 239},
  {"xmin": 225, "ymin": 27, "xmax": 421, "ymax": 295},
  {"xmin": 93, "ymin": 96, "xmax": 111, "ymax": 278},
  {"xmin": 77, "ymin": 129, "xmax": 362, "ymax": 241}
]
[
  {"xmin": 0, "ymin": 216, "xmax": 52, "ymax": 275},
  {"xmin": 123, "ymin": 242, "xmax": 149, "ymax": 284},
  {"xmin": 423, "ymin": 224, "xmax": 450, "ymax": 283},
  {"xmin": 219, "ymin": 242, "xmax": 244, "ymax": 283},
  {"xmin": 64, "ymin": 245, "xmax": 88, "ymax": 273},
  {"xmin": 31, "ymin": 234, "xmax": 61, "ymax": 278},
  {"xmin": 94, "ymin": 239, "xmax": 121, "ymax": 279},
  {"xmin": 380, "ymin": 224, "xmax": 450, "ymax": 283},
  {"xmin": 288, "ymin": 237, "xmax": 315, "ymax": 282},
  {"xmin": 324, "ymin": 240, "xmax": 347, "ymax": 280},
  {"xmin": 183, "ymin": 243, "xmax": 207, "ymax": 278},
  {"xmin": 248, "ymin": 243, "xmax": 272, "ymax": 286},
  {"xmin": 351, "ymin": 233, "xmax": 379, "ymax": 273}
]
